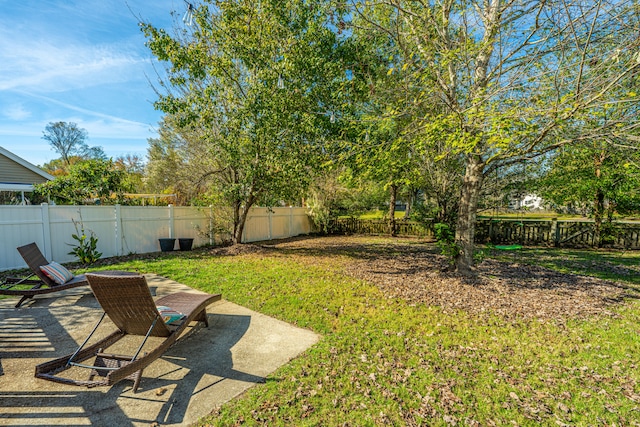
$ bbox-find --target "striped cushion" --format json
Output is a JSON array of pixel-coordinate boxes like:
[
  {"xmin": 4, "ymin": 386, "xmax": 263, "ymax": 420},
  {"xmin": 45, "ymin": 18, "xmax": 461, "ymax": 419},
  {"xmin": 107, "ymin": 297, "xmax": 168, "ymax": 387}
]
[
  {"xmin": 156, "ymin": 305, "xmax": 186, "ymax": 325},
  {"xmin": 40, "ymin": 261, "xmax": 74, "ymax": 285}
]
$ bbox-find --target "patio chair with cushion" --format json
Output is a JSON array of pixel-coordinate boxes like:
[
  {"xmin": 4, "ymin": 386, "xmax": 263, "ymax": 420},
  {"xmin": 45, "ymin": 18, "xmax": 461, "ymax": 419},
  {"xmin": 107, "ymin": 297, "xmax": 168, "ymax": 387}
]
[
  {"xmin": 0, "ymin": 242, "xmax": 88, "ymax": 308},
  {"xmin": 35, "ymin": 273, "xmax": 222, "ymax": 392}
]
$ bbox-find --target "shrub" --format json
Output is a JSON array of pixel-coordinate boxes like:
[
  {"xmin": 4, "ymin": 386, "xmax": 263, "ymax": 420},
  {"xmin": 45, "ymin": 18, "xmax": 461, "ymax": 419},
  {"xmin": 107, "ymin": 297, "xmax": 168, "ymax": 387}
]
[{"xmin": 68, "ymin": 219, "xmax": 102, "ymax": 264}]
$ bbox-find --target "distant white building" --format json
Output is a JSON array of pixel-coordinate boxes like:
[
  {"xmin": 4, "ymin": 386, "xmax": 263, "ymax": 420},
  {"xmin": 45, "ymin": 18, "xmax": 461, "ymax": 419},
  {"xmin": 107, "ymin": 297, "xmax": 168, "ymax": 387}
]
[{"xmin": 508, "ymin": 193, "xmax": 543, "ymax": 210}]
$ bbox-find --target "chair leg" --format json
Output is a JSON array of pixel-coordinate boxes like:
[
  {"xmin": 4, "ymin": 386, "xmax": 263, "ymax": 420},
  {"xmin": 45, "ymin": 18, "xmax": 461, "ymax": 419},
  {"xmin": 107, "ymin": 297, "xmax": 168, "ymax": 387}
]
[
  {"xmin": 194, "ymin": 310, "xmax": 209, "ymax": 327},
  {"xmin": 132, "ymin": 369, "xmax": 143, "ymax": 393},
  {"xmin": 15, "ymin": 295, "xmax": 33, "ymax": 308}
]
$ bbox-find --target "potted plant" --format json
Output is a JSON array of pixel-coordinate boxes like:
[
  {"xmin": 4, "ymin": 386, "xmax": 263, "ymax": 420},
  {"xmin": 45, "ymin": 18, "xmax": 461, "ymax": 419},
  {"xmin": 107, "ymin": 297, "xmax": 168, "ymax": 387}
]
[
  {"xmin": 158, "ymin": 238, "xmax": 176, "ymax": 252},
  {"xmin": 178, "ymin": 238, "xmax": 194, "ymax": 251}
]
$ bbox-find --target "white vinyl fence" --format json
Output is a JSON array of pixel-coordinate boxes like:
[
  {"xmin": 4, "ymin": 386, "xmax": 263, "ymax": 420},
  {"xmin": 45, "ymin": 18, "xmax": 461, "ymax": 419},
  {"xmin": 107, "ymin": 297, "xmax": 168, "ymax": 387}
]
[{"xmin": 0, "ymin": 204, "xmax": 315, "ymax": 271}]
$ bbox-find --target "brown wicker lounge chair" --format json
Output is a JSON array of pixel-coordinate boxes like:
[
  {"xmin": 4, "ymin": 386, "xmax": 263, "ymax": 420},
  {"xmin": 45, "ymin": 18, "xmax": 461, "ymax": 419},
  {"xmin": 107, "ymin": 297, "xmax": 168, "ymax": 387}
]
[
  {"xmin": 0, "ymin": 242, "xmax": 88, "ymax": 308},
  {"xmin": 35, "ymin": 273, "xmax": 221, "ymax": 392}
]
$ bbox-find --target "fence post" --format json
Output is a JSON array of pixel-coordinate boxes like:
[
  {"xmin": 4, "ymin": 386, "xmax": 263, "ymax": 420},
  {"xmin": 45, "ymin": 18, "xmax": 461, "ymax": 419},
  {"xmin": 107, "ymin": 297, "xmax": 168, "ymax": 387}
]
[
  {"xmin": 40, "ymin": 203, "xmax": 52, "ymax": 260},
  {"xmin": 168, "ymin": 204, "xmax": 175, "ymax": 238},
  {"xmin": 550, "ymin": 217, "xmax": 559, "ymax": 246},
  {"xmin": 268, "ymin": 208, "xmax": 273, "ymax": 240},
  {"xmin": 209, "ymin": 205, "xmax": 214, "ymax": 246},
  {"xmin": 488, "ymin": 220, "xmax": 494, "ymax": 242},
  {"xmin": 115, "ymin": 204, "xmax": 123, "ymax": 256},
  {"xmin": 290, "ymin": 206, "xmax": 294, "ymax": 238}
]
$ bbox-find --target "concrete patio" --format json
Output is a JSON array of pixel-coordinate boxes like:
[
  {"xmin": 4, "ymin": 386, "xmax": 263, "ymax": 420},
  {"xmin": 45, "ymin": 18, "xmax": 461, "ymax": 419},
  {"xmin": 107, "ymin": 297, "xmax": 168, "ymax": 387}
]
[{"xmin": 0, "ymin": 274, "xmax": 319, "ymax": 426}]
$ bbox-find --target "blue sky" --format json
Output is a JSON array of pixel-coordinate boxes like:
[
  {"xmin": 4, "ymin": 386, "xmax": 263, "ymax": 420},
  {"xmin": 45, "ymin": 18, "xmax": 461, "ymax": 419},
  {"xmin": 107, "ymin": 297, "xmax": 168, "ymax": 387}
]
[{"xmin": 0, "ymin": 0, "xmax": 184, "ymax": 167}]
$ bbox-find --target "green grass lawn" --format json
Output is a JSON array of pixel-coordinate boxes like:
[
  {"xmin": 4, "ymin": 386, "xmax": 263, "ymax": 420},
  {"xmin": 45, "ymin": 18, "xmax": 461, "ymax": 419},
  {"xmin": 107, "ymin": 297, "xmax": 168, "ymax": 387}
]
[
  {"xmin": 3, "ymin": 238, "xmax": 638, "ymax": 425},
  {"xmin": 97, "ymin": 238, "xmax": 640, "ymax": 426}
]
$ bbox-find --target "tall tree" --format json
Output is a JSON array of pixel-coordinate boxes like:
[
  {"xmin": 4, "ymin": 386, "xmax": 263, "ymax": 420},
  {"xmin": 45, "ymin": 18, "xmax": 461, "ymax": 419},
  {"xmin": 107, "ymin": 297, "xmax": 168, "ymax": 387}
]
[
  {"xmin": 41, "ymin": 121, "xmax": 105, "ymax": 166},
  {"xmin": 415, "ymin": 137, "xmax": 465, "ymax": 227},
  {"xmin": 145, "ymin": 116, "xmax": 213, "ymax": 205},
  {"xmin": 114, "ymin": 154, "xmax": 145, "ymax": 196},
  {"xmin": 142, "ymin": 0, "xmax": 343, "ymax": 243},
  {"xmin": 342, "ymin": 5, "xmax": 428, "ymax": 236},
  {"xmin": 350, "ymin": 0, "xmax": 640, "ymax": 273},
  {"xmin": 538, "ymin": 142, "xmax": 640, "ymax": 246}
]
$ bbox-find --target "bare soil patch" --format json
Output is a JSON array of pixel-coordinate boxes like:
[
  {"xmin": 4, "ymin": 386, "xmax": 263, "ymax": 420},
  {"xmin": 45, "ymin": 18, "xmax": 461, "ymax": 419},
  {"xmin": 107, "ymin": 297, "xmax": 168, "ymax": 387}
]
[{"xmin": 245, "ymin": 235, "xmax": 633, "ymax": 322}]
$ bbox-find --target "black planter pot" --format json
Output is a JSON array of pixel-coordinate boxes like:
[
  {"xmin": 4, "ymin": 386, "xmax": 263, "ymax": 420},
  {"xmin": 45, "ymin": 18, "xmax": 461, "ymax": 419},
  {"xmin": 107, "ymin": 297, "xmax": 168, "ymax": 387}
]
[
  {"xmin": 159, "ymin": 238, "xmax": 176, "ymax": 252},
  {"xmin": 178, "ymin": 238, "xmax": 194, "ymax": 251}
]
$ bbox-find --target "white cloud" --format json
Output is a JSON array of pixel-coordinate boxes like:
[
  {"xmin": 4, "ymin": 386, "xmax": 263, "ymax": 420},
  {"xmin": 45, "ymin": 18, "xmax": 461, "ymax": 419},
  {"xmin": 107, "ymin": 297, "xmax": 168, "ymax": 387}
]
[
  {"xmin": 0, "ymin": 36, "xmax": 147, "ymax": 92},
  {"xmin": 78, "ymin": 117, "xmax": 154, "ymax": 140},
  {"xmin": 0, "ymin": 94, "xmax": 156, "ymax": 141},
  {"xmin": 0, "ymin": 0, "xmax": 173, "ymax": 166},
  {"xmin": 23, "ymin": 93, "xmax": 155, "ymax": 138},
  {"xmin": 3, "ymin": 103, "xmax": 32, "ymax": 121},
  {"xmin": 0, "ymin": 0, "xmax": 173, "ymax": 103}
]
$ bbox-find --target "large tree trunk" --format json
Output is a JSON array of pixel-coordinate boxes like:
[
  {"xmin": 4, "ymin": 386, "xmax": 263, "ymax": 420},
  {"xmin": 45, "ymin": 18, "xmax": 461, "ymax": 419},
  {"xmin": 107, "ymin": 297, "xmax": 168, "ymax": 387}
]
[
  {"xmin": 455, "ymin": 155, "xmax": 485, "ymax": 274},
  {"xmin": 232, "ymin": 200, "xmax": 241, "ymax": 244},
  {"xmin": 232, "ymin": 194, "xmax": 257, "ymax": 244},
  {"xmin": 388, "ymin": 183, "xmax": 397, "ymax": 237},
  {"xmin": 233, "ymin": 205, "xmax": 250, "ymax": 244}
]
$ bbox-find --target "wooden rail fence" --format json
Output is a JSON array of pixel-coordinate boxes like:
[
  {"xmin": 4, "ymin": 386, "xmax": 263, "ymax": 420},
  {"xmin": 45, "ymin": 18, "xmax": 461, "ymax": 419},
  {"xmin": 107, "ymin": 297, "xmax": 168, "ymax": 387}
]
[
  {"xmin": 328, "ymin": 217, "xmax": 640, "ymax": 249},
  {"xmin": 328, "ymin": 218, "xmax": 434, "ymax": 238}
]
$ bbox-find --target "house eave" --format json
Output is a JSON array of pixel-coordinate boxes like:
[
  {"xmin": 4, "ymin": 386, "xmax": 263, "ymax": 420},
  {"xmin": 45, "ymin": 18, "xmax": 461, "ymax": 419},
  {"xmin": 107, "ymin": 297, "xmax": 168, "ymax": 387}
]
[
  {"xmin": 0, "ymin": 183, "xmax": 35, "ymax": 192},
  {"xmin": 0, "ymin": 146, "xmax": 54, "ymax": 181}
]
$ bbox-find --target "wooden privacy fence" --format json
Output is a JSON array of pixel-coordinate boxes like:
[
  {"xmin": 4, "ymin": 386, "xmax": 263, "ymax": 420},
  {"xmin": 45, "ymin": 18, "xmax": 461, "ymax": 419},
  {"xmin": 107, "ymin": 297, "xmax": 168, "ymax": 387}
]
[
  {"xmin": 0, "ymin": 205, "xmax": 314, "ymax": 271},
  {"xmin": 328, "ymin": 217, "xmax": 640, "ymax": 249}
]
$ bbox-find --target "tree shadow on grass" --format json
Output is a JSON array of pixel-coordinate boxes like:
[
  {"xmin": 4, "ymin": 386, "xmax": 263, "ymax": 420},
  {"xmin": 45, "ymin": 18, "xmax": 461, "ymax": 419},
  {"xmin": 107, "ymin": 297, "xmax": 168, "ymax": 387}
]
[{"xmin": 204, "ymin": 234, "xmax": 440, "ymax": 263}]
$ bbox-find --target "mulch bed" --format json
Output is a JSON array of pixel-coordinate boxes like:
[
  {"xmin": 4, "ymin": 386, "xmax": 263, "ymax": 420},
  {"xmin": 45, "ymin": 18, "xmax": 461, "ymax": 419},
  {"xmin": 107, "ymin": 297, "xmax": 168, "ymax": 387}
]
[{"xmin": 252, "ymin": 235, "xmax": 635, "ymax": 322}]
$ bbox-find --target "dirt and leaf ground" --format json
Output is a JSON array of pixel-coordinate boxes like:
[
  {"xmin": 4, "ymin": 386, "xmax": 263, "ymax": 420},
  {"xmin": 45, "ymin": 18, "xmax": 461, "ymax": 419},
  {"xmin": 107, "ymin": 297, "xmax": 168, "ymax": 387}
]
[
  {"xmin": 9, "ymin": 235, "xmax": 639, "ymax": 425},
  {"xmin": 206, "ymin": 235, "xmax": 639, "ymax": 322}
]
